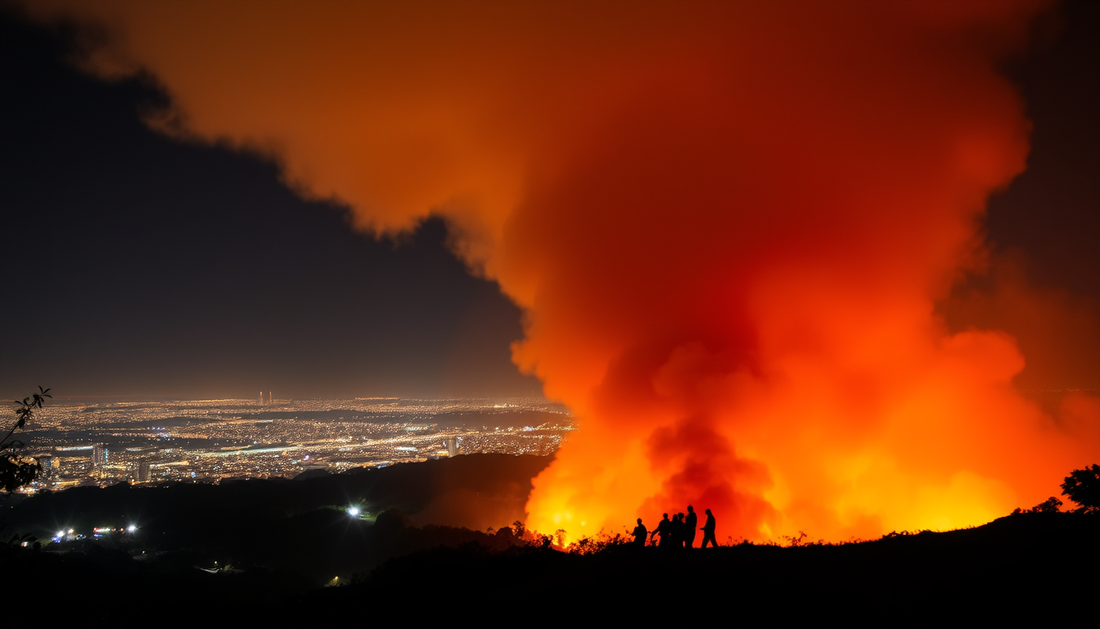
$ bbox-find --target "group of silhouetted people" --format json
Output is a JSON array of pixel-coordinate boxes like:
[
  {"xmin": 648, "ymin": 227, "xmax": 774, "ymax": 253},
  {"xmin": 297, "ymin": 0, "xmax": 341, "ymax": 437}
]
[{"xmin": 632, "ymin": 505, "xmax": 717, "ymax": 549}]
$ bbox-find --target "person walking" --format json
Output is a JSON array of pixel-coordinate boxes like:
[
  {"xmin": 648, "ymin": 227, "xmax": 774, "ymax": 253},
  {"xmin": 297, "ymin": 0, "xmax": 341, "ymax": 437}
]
[
  {"xmin": 651, "ymin": 513, "xmax": 672, "ymax": 548},
  {"xmin": 700, "ymin": 508, "xmax": 718, "ymax": 548}
]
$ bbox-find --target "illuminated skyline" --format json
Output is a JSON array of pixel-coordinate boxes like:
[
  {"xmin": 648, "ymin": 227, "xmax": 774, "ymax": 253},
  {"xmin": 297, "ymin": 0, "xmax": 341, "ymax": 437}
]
[{"xmin": 24, "ymin": 397, "xmax": 570, "ymax": 490}]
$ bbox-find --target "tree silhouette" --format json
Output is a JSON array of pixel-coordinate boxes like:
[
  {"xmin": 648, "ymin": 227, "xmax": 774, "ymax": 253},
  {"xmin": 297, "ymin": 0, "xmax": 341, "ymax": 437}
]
[
  {"xmin": 1060, "ymin": 464, "xmax": 1100, "ymax": 513},
  {"xmin": 0, "ymin": 387, "xmax": 50, "ymax": 492}
]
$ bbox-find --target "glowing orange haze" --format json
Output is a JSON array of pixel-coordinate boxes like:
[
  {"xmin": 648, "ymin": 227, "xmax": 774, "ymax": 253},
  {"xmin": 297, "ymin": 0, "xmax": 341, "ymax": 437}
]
[{"xmin": 28, "ymin": 0, "xmax": 1099, "ymax": 541}]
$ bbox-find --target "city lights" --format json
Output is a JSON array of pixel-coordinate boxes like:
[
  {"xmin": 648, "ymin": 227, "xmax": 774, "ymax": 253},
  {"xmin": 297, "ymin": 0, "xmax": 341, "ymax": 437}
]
[{"xmin": 20, "ymin": 398, "xmax": 572, "ymax": 490}]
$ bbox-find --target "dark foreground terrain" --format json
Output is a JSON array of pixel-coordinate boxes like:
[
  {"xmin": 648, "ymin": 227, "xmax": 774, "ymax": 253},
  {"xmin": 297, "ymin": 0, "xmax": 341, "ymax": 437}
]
[{"xmin": 2, "ymin": 454, "xmax": 1096, "ymax": 623}]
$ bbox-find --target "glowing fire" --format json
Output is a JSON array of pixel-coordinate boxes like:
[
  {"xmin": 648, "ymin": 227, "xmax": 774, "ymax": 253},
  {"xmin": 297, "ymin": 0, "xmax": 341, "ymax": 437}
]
[{"xmin": 25, "ymin": 0, "xmax": 1099, "ymax": 542}]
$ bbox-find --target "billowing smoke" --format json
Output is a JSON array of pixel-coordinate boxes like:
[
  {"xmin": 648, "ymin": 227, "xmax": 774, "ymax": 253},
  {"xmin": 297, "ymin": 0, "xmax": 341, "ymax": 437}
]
[{"xmin": 24, "ymin": 0, "xmax": 1098, "ymax": 540}]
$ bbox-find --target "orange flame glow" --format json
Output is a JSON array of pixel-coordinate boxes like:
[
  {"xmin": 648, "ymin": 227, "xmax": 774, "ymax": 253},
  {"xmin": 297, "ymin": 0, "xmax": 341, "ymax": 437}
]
[{"xmin": 25, "ymin": 0, "xmax": 1098, "ymax": 541}]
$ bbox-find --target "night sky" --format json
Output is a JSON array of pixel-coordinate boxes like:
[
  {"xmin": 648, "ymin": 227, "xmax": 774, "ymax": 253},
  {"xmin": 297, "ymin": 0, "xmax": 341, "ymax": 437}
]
[
  {"xmin": 1, "ymin": 5, "xmax": 542, "ymax": 400},
  {"xmin": 1, "ymin": 1, "xmax": 1096, "ymax": 404}
]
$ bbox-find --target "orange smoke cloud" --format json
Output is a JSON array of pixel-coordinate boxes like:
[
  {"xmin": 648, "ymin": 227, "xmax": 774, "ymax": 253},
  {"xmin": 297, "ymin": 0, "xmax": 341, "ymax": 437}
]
[{"xmin": 25, "ymin": 0, "xmax": 1098, "ymax": 540}]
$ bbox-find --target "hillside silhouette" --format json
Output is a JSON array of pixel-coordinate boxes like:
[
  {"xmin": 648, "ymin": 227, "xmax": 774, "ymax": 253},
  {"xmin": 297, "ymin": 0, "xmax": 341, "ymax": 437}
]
[{"xmin": 3, "ymin": 454, "xmax": 1096, "ymax": 623}]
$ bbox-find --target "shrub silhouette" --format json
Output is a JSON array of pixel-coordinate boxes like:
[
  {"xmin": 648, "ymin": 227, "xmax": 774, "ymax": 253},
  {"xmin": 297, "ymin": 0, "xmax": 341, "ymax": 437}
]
[
  {"xmin": 1031, "ymin": 496, "xmax": 1063, "ymax": 513},
  {"xmin": 1, "ymin": 387, "xmax": 50, "ymax": 493}
]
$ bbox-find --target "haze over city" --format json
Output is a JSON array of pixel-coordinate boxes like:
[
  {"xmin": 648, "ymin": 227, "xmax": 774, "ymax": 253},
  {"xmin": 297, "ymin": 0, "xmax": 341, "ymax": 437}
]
[{"xmin": 1, "ymin": 0, "xmax": 1097, "ymax": 544}]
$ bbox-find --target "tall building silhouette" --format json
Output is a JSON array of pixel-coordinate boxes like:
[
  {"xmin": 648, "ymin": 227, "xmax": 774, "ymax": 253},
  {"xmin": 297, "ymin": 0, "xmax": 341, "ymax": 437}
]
[{"xmin": 92, "ymin": 444, "xmax": 108, "ymax": 466}]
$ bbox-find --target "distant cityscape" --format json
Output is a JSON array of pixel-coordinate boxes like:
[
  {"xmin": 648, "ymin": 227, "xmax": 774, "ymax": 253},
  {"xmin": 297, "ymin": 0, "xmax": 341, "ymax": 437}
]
[{"xmin": 16, "ymin": 397, "xmax": 572, "ymax": 492}]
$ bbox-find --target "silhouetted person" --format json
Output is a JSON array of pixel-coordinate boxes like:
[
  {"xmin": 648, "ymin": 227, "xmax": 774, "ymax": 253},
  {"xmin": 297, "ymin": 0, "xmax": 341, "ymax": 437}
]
[
  {"xmin": 651, "ymin": 513, "xmax": 672, "ymax": 548},
  {"xmin": 684, "ymin": 505, "xmax": 698, "ymax": 548},
  {"xmin": 700, "ymin": 508, "xmax": 718, "ymax": 548},
  {"xmin": 632, "ymin": 518, "xmax": 648, "ymax": 547},
  {"xmin": 673, "ymin": 512, "xmax": 686, "ymax": 549}
]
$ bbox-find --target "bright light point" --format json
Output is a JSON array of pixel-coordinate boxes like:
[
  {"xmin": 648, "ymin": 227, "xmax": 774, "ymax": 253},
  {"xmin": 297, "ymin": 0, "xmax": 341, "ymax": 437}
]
[
  {"xmin": 127, "ymin": 524, "xmax": 137, "ymax": 533},
  {"xmin": 347, "ymin": 507, "xmax": 360, "ymax": 517}
]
